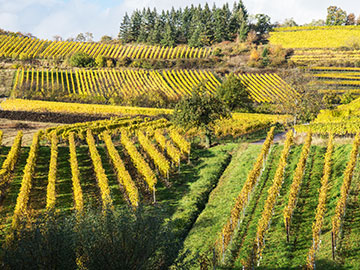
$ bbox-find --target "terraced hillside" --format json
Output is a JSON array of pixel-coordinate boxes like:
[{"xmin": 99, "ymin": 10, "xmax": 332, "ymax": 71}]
[
  {"xmin": 0, "ymin": 34, "xmax": 211, "ymax": 60},
  {"xmin": 10, "ymin": 68, "xmax": 298, "ymax": 103}
]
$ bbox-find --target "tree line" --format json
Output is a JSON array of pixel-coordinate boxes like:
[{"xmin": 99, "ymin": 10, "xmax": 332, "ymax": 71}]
[{"xmin": 118, "ymin": 1, "xmax": 250, "ymax": 47}]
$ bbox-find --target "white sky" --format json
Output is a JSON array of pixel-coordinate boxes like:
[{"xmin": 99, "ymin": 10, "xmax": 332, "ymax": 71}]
[{"xmin": 0, "ymin": 0, "xmax": 359, "ymax": 41}]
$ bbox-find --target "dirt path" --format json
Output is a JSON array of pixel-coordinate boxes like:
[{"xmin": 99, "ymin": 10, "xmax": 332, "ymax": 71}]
[
  {"xmin": 0, "ymin": 118, "xmax": 60, "ymax": 146},
  {"xmin": 252, "ymin": 131, "xmax": 287, "ymax": 145}
]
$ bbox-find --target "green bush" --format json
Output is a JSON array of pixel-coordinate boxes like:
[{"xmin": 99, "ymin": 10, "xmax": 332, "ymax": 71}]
[
  {"xmin": 216, "ymin": 73, "xmax": 253, "ymax": 111},
  {"xmin": 69, "ymin": 52, "xmax": 95, "ymax": 67}
]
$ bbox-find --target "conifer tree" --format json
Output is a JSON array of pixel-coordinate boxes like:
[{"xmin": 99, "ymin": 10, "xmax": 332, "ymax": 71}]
[
  {"xmin": 161, "ymin": 22, "xmax": 175, "ymax": 47},
  {"xmin": 129, "ymin": 10, "xmax": 142, "ymax": 42},
  {"xmin": 119, "ymin": 13, "xmax": 131, "ymax": 42}
]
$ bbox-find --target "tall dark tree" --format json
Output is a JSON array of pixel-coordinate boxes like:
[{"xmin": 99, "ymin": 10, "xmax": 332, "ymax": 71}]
[
  {"xmin": 254, "ymin": 14, "xmax": 272, "ymax": 35},
  {"xmin": 129, "ymin": 10, "xmax": 142, "ymax": 42},
  {"xmin": 230, "ymin": 0, "xmax": 248, "ymax": 40},
  {"xmin": 147, "ymin": 18, "xmax": 162, "ymax": 44},
  {"xmin": 161, "ymin": 22, "xmax": 175, "ymax": 47},
  {"xmin": 213, "ymin": 8, "xmax": 227, "ymax": 42},
  {"xmin": 119, "ymin": 12, "xmax": 131, "ymax": 43},
  {"xmin": 179, "ymin": 6, "xmax": 193, "ymax": 43}
]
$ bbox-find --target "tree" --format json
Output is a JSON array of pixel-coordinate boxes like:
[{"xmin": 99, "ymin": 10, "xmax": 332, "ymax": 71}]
[
  {"xmin": 53, "ymin": 35, "xmax": 63, "ymax": 41},
  {"xmin": 275, "ymin": 70, "xmax": 322, "ymax": 125},
  {"xmin": 160, "ymin": 22, "xmax": 175, "ymax": 47},
  {"xmin": 304, "ymin": 19, "xmax": 325, "ymax": 26},
  {"xmin": 346, "ymin": 13, "xmax": 356, "ymax": 25},
  {"xmin": 75, "ymin": 33, "xmax": 86, "ymax": 42},
  {"xmin": 282, "ymin": 18, "xmax": 298, "ymax": 27},
  {"xmin": 129, "ymin": 10, "xmax": 142, "ymax": 42},
  {"xmin": 326, "ymin": 6, "xmax": 347, "ymax": 26},
  {"xmin": 253, "ymin": 14, "xmax": 272, "ymax": 35},
  {"xmin": 119, "ymin": 12, "xmax": 131, "ymax": 42},
  {"xmin": 100, "ymin": 35, "xmax": 112, "ymax": 43},
  {"xmin": 85, "ymin": 32, "xmax": 94, "ymax": 42},
  {"xmin": 172, "ymin": 84, "xmax": 230, "ymax": 148},
  {"xmin": 216, "ymin": 73, "xmax": 252, "ymax": 111},
  {"xmin": 230, "ymin": 0, "xmax": 249, "ymax": 41},
  {"xmin": 147, "ymin": 18, "xmax": 162, "ymax": 44}
]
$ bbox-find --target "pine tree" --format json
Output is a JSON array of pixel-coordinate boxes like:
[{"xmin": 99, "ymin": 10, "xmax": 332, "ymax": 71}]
[
  {"xmin": 213, "ymin": 8, "xmax": 227, "ymax": 42},
  {"xmin": 147, "ymin": 18, "xmax": 162, "ymax": 44},
  {"xmin": 119, "ymin": 13, "xmax": 130, "ymax": 41},
  {"xmin": 129, "ymin": 10, "xmax": 142, "ymax": 42},
  {"xmin": 161, "ymin": 22, "xmax": 175, "ymax": 47},
  {"xmin": 230, "ymin": 1, "xmax": 249, "ymax": 41},
  {"xmin": 179, "ymin": 6, "xmax": 192, "ymax": 43}
]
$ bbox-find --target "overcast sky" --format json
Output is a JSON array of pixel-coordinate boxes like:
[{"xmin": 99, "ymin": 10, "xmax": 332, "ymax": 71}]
[{"xmin": 1, "ymin": 0, "xmax": 360, "ymax": 41}]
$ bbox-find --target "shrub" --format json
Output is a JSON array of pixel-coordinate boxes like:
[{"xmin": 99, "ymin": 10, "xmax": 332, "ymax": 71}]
[
  {"xmin": 216, "ymin": 73, "xmax": 253, "ymax": 111},
  {"xmin": 341, "ymin": 92, "xmax": 357, "ymax": 104},
  {"xmin": 95, "ymin": 55, "xmax": 106, "ymax": 67},
  {"xmin": 69, "ymin": 52, "xmax": 95, "ymax": 68}
]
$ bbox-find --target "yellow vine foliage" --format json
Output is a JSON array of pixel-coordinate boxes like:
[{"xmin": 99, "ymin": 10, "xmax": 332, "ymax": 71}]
[
  {"xmin": 46, "ymin": 132, "xmax": 58, "ymax": 210},
  {"xmin": 86, "ymin": 130, "xmax": 113, "ymax": 210},
  {"xmin": 103, "ymin": 132, "xmax": 139, "ymax": 208},
  {"xmin": 68, "ymin": 132, "xmax": 84, "ymax": 212}
]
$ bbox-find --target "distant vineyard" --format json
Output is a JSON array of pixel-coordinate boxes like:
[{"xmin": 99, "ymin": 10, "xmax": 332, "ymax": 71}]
[
  {"xmin": 307, "ymin": 66, "xmax": 360, "ymax": 96},
  {"xmin": 0, "ymin": 34, "xmax": 211, "ymax": 60},
  {"xmin": 235, "ymin": 73, "xmax": 298, "ymax": 103},
  {"xmin": 12, "ymin": 68, "xmax": 220, "ymax": 99},
  {"xmin": 269, "ymin": 25, "xmax": 360, "ymax": 49},
  {"xmin": 290, "ymin": 49, "xmax": 360, "ymax": 66},
  {"xmin": 295, "ymin": 97, "xmax": 360, "ymax": 134},
  {"xmin": 11, "ymin": 68, "xmax": 298, "ymax": 104}
]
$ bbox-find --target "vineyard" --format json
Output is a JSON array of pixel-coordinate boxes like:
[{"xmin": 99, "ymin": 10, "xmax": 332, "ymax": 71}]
[
  {"xmin": 3, "ymin": 3, "xmax": 360, "ymax": 269},
  {"xmin": 0, "ymin": 34, "xmax": 211, "ymax": 60},
  {"xmin": 269, "ymin": 25, "xmax": 360, "ymax": 49},
  {"xmin": 295, "ymin": 97, "xmax": 360, "ymax": 134},
  {"xmin": 306, "ymin": 66, "xmax": 360, "ymax": 97},
  {"xmin": 290, "ymin": 49, "xmax": 360, "ymax": 66},
  {"xmin": 178, "ymin": 129, "xmax": 360, "ymax": 269},
  {"xmin": 0, "ymin": 119, "xmax": 194, "ymax": 237},
  {"xmin": 10, "ymin": 68, "xmax": 297, "ymax": 103}
]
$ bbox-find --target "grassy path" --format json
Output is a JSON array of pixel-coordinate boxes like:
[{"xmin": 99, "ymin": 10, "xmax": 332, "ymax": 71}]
[
  {"xmin": 97, "ymin": 146, "xmax": 125, "ymax": 207},
  {"xmin": 76, "ymin": 145, "xmax": 101, "ymax": 209},
  {"xmin": 179, "ymin": 144, "xmax": 261, "ymax": 267},
  {"xmin": 338, "ymin": 156, "xmax": 360, "ymax": 269},
  {"xmin": 284, "ymin": 146, "xmax": 325, "ymax": 268},
  {"xmin": 0, "ymin": 146, "xmax": 10, "ymax": 166},
  {"xmin": 168, "ymin": 143, "xmax": 237, "ymax": 268},
  {"xmin": 225, "ymin": 144, "xmax": 282, "ymax": 268},
  {"xmin": 254, "ymin": 144, "xmax": 303, "ymax": 268},
  {"xmin": 55, "ymin": 146, "xmax": 74, "ymax": 212},
  {"xmin": 315, "ymin": 144, "xmax": 352, "ymax": 269},
  {"xmin": 28, "ymin": 146, "xmax": 50, "ymax": 212},
  {"xmin": 0, "ymin": 148, "xmax": 29, "ymax": 238}
]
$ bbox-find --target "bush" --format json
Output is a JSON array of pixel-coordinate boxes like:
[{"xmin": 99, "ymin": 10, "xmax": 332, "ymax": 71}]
[
  {"xmin": 216, "ymin": 73, "xmax": 253, "ymax": 111},
  {"xmin": 95, "ymin": 55, "xmax": 106, "ymax": 67},
  {"xmin": 323, "ymin": 93, "xmax": 341, "ymax": 108},
  {"xmin": 69, "ymin": 52, "xmax": 95, "ymax": 68},
  {"xmin": 213, "ymin": 48, "xmax": 223, "ymax": 57},
  {"xmin": 341, "ymin": 92, "xmax": 357, "ymax": 104}
]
